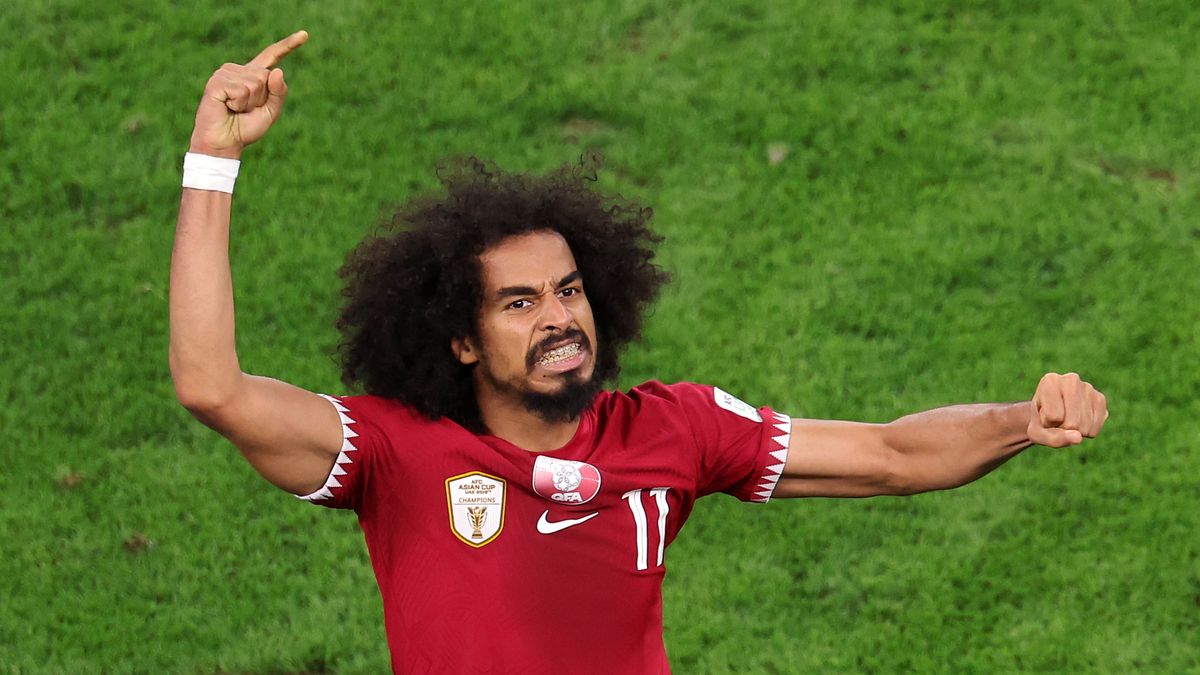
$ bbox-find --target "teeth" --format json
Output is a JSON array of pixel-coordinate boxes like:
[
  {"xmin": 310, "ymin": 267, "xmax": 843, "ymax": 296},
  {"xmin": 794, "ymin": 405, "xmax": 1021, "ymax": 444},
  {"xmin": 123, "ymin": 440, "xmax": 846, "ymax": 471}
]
[{"xmin": 539, "ymin": 343, "xmax": 581, "ymax": 365}]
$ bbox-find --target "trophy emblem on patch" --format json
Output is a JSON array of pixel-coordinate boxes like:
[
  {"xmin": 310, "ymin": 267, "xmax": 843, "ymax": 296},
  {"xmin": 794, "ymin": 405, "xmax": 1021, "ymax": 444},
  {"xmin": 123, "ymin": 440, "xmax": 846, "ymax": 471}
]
[{"xmin": 467, "ymin": 506, "xmax": 487, "ymax": 539}]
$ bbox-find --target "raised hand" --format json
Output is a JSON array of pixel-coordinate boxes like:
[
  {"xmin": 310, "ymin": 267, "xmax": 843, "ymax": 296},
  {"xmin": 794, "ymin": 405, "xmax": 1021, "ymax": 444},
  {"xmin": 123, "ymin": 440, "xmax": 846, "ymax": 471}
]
[
  {"xmin": 1027, "ymin": 372, "xmax": 1109, "ymax": 447},
  {"xmin": 189, "ymin": 30, "xmax": 309, "ymax": 159}
]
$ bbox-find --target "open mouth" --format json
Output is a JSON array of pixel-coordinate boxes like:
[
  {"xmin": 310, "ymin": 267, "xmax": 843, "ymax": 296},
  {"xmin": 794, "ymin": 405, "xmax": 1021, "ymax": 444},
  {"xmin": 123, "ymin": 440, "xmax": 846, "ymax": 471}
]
[
  {"xmin": 533, "ymin": 338, "xmax": 588, "ymax": 373},
  {"xmin": 538, "ymin": 342, "xmax": 581, "ymax": 366}
]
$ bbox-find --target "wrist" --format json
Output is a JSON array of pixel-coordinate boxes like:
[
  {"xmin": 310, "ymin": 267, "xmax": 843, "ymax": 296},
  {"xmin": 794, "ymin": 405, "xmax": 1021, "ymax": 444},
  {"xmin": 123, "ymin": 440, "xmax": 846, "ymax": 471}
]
[
  {"xmin": 1000, "ymin": 400, "xmax": 1036, "ymax": 446},
  {"xmin": 182, "ymin": 152, "xmax": 241, "ymax": 194},
  {"xmin": 188, "ymin": 136, "xmax": 243, "ymax": 160}
]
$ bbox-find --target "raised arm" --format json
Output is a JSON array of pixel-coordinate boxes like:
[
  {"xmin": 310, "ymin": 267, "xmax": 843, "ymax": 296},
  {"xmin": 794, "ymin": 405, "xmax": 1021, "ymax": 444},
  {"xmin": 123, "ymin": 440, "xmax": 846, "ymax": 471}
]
[
  {"xmin": 170, "ymin": 31, "xmax": 341, "ymax": 496},
  {"xmin": 773, "ymin": 372, "xmax": 1109, "ymax": 498}
]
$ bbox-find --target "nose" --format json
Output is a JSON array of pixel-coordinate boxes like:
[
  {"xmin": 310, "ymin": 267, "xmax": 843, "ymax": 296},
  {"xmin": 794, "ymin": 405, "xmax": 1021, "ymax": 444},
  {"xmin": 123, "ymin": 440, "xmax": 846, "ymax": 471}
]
[{"xmin": 539, "ymin": 293, "xmax": 572, "ymax": 332}]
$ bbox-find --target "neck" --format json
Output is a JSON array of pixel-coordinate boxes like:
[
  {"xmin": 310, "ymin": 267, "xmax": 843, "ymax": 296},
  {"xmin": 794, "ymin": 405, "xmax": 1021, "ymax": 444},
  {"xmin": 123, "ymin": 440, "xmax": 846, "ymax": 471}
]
[{"xmin": 477, "ymin": 395, "xmax": 582, "ymax": 451}]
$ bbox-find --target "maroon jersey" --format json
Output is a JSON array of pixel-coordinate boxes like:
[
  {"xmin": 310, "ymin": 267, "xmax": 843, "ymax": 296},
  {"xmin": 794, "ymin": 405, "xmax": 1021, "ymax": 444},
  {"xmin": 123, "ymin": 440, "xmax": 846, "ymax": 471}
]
[{"xmin": 299, "ymin": 381, "xmax": 792, "ymax": 674}]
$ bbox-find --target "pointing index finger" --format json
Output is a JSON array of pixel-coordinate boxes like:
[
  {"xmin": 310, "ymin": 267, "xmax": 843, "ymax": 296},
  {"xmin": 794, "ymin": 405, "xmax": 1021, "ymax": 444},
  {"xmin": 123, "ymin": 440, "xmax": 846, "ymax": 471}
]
[{"xmin": 248, "ymin": 30, "xmax": 309, "ymax": 69}]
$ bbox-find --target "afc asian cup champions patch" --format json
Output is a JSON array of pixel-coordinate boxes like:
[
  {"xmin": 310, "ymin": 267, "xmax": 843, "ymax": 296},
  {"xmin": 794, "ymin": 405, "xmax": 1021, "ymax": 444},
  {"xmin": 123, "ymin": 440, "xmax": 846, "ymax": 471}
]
[
  {"xmin": 446, "ymin": 471, "xmax": 506, "ymax": 547},
  {"xmin": 712, "ymin": 386, "xmax": 763, "ymax": 423},
  {"xmin": 531, "ymin": 456, "xmax": 602, "ymax": 505}
]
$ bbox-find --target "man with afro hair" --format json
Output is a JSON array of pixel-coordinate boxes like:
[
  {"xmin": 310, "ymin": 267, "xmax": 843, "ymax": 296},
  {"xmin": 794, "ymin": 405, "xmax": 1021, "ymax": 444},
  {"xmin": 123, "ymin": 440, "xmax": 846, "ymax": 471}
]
[{"xmin": 171, "ymin": 33, "xmax": 1109, "ymax": 673}]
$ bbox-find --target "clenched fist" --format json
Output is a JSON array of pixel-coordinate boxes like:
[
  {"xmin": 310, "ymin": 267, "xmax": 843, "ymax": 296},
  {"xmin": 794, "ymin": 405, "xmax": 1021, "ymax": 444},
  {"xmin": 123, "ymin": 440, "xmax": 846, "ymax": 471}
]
[
  {"xmin": 189, "ymin": 30, "xmax": 308, "ymax": 159},
  {"xmin": 1028, "ymin": 372, "xmax": 1108, "ymax": 448}
]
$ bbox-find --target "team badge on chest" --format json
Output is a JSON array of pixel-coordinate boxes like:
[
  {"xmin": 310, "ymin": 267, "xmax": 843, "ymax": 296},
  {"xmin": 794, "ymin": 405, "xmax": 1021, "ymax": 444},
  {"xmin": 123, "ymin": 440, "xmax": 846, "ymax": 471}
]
[
  {"xmin": 532, "ymin": 456, "xmax": 602, "ymax": 505},
  {"xmin": 446, "ymin": 471, "xmax": 506, "ymax": 547}
]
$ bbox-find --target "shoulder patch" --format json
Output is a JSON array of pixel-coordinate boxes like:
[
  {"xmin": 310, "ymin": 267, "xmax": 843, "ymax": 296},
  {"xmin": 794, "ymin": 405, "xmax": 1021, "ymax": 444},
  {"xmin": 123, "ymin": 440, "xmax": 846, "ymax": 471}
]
[{"xmin": 713, "ymin": 387, "xmax": 762, "ymax": 423}]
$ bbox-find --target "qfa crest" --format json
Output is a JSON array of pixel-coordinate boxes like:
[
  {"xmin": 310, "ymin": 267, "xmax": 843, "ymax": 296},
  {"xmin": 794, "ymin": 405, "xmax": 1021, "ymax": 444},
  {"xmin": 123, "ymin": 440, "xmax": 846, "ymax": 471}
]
[
  {"xmin": 446, "ymin": 471, "xmax": 506, "ymax": 547},
  {"xmin": 532, "ymin": 456, "xmax": 602, "ymax": 505}
]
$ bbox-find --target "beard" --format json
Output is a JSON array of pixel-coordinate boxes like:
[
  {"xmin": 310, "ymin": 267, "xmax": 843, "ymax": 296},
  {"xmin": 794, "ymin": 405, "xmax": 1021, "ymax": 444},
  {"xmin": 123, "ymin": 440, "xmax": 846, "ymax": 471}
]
[{"xmin": 517, "ymin": 368, "xmax": 603, "ymax": 423}]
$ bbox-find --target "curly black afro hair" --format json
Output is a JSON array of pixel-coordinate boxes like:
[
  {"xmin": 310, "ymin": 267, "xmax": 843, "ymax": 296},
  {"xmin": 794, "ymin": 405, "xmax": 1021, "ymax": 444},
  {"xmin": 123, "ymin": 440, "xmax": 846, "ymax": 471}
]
[{"xmin": 337, "ymin": 155, "xmax": 671, "ymax": 431}]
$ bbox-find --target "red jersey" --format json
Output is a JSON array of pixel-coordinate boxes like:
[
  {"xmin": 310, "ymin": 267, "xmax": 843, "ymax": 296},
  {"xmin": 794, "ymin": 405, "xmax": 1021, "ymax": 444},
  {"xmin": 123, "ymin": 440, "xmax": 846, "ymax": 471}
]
[{"xmin": 299, "ymin": 381, "xmax": 792, "ymax": 674}]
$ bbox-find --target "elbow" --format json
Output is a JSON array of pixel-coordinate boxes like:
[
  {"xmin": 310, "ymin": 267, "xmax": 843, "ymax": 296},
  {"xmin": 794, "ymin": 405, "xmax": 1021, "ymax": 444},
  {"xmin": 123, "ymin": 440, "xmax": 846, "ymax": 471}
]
[
  {"xmin": 170, "ymin": 362, "xmax": 239, "ymax": 421},
  {"xmin": 173, "ymin": 385, "xmax": 246, "ymax": 435},
  {"xmin": 170, "ymin": 345, "xmax": 242, "ymax": 415},
  {"xmin": 173, "ymin": 383, "xmax": 233, "ymax": 418},
  {"xmin": 882, "ymin": 450, "xmax": 923, "ymax": 496},
  {"xmin": 883, "ymin": 448, "xmax": 964, "ymax": 496},
  {"xmin": 877, "ymin": 428, "xmax": 946, "ymax": 495},
  {"xmin": 877, "ymin": 422, "xmax": 951, "ymax": 496}
]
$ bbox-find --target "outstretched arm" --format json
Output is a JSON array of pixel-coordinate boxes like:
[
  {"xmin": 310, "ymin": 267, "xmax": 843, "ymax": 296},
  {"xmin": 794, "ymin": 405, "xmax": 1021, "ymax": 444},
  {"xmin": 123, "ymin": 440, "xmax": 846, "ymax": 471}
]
[
  {"xmin": 170, "ymin": 31, "xmax": 342, "ymax": 496},
  {"xmin": 773, "ymin": 372, "xmax": 1109, "ymax": 498}
]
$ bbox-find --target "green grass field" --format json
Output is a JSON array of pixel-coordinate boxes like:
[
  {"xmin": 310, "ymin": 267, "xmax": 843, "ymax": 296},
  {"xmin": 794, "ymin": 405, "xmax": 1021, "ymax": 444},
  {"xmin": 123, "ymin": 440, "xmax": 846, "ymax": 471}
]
[{"xmin": 3, "ymin": 1, "xmax": 1198, "ymax": 672}]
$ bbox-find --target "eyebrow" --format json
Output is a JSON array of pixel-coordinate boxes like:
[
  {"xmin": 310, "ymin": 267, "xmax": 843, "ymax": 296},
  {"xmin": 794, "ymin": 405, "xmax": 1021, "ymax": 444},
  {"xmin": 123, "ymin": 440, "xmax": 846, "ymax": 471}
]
[{"xmin": 495, "ymin": 270, "xmax": 582, "ymax": 299}]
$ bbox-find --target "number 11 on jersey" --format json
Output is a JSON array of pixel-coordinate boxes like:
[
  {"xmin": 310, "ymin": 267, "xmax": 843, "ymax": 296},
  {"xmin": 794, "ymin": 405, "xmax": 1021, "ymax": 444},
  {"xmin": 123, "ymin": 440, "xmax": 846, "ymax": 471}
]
[{"xmin": 623, "ymin": 488, "xmax": 670, "ymax": 571}]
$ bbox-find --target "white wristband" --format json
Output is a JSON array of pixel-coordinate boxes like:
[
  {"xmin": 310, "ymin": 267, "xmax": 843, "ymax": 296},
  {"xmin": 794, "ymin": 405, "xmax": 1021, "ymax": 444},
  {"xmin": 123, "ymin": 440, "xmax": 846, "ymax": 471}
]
[{"xmin": 182, "ymin": 152, "xmax": 241, "ymax": 193}]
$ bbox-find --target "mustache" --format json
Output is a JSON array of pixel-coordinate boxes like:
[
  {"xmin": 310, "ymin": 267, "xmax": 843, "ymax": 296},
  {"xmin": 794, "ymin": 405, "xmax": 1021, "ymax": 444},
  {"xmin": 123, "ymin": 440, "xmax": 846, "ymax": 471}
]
[{"xmin": 526, "ymin": 329, "xmax": 590, "ymax": 369}]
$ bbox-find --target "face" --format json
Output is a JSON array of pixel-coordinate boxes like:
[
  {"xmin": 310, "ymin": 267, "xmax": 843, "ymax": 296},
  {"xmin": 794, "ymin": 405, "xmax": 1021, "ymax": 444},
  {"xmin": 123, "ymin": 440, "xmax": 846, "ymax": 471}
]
[{"xmin": 454, "ymin": 231, "xmax": 600, "ymax": 420}]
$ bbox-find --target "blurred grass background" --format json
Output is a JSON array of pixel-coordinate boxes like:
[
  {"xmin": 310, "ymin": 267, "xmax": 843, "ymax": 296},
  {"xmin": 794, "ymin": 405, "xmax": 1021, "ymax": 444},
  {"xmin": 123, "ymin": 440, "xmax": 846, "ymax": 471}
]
[{"xmin": 1, "ymin": 0, "xmax": 1197, "ymax": 672}]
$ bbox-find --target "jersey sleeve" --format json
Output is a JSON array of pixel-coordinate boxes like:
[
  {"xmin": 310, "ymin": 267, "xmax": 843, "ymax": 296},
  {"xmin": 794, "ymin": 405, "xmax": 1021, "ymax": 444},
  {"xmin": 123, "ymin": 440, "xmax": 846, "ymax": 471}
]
[
  {"xmin": 294, "ymin": 394, "xmax": 385, "ymax": 511},
  {"xmin": 668, "ymin": 382, "xmax": 793, "ymax": 503}
]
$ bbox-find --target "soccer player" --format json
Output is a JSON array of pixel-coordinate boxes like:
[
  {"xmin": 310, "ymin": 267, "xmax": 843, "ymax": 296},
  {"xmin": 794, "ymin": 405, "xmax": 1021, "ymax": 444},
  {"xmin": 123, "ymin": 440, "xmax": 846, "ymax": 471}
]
[{"xmin": 170, "ymin": 33, "xmax": 1109, "ymax": 673}]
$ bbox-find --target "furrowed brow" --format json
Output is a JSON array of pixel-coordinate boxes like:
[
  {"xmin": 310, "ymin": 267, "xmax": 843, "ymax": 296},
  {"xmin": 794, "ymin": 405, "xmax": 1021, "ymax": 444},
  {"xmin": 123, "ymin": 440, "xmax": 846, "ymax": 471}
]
[
  {"xmin": 495, "ymin": 271, "xmax": 581, "ymax": 299},
  {"xmin": 555, "ymin": 271, "xmax": 582, "ymax": 288},
  {"xmin": 496, "ymin": 285, "xmax": 539, "ymax": 299}
]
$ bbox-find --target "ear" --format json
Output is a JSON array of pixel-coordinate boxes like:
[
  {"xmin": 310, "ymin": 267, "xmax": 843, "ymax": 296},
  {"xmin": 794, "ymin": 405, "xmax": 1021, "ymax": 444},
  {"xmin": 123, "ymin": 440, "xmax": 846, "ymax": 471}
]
[{"xmin": 451, "ymin": 336, "xmax": 480, "ymax": 365}]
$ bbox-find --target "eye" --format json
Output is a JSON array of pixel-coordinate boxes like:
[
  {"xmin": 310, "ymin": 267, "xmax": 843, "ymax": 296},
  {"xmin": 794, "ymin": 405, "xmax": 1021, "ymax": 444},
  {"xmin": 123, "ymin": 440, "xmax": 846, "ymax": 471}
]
[
  {"xmin": 507, "ymin": 299, "xmax": 532, "ymax": 310},
  {"xmin": 559, "ymin": 286, "xmax": 582, "ymax": 298}
]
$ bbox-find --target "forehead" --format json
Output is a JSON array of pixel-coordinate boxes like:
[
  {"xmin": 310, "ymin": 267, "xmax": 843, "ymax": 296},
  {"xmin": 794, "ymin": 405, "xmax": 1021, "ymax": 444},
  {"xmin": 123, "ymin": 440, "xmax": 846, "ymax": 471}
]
[{"xmin": 478, "ymin": 231, "xmax": 578, "ymax": 291}]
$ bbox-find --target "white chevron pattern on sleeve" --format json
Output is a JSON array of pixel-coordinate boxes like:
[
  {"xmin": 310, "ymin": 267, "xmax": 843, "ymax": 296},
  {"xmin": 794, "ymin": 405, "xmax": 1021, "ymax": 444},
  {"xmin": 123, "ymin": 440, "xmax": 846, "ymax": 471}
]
[
  {"xmin": 296, "ymin": 395, "xmax": 360, "ymax": 502},
  {"xmin": 749, "ymin": 412, "xmax": 791, "ymax": 503}
]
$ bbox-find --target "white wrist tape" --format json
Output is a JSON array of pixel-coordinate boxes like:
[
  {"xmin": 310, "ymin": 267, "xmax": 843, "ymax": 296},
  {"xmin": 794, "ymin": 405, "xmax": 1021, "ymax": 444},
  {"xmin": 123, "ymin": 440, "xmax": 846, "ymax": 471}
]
[{"xmin": 182, "ymin": 152, "xmax": 241, "ymax": 193}]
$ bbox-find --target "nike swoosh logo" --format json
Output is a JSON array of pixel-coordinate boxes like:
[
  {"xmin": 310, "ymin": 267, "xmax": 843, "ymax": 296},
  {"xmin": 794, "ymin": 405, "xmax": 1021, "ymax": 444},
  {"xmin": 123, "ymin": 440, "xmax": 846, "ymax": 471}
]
[{"xmin": 536, "ymin": 510, "xmax": 599, "ymax": 534}]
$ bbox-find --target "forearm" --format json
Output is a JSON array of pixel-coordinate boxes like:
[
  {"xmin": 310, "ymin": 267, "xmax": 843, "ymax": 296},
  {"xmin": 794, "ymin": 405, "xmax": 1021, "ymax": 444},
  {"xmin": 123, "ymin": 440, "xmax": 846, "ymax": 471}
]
[
  {"xmin": 170, "ymin": 30, "xmax": 309, "ymax": 420},
  {"xmin": 169, "ymin": 187, "xmax": 243, "ymax": 409},
  {"xmin": 882, "ymin": 401, "xmax": 1033, "ymax": 493}
]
